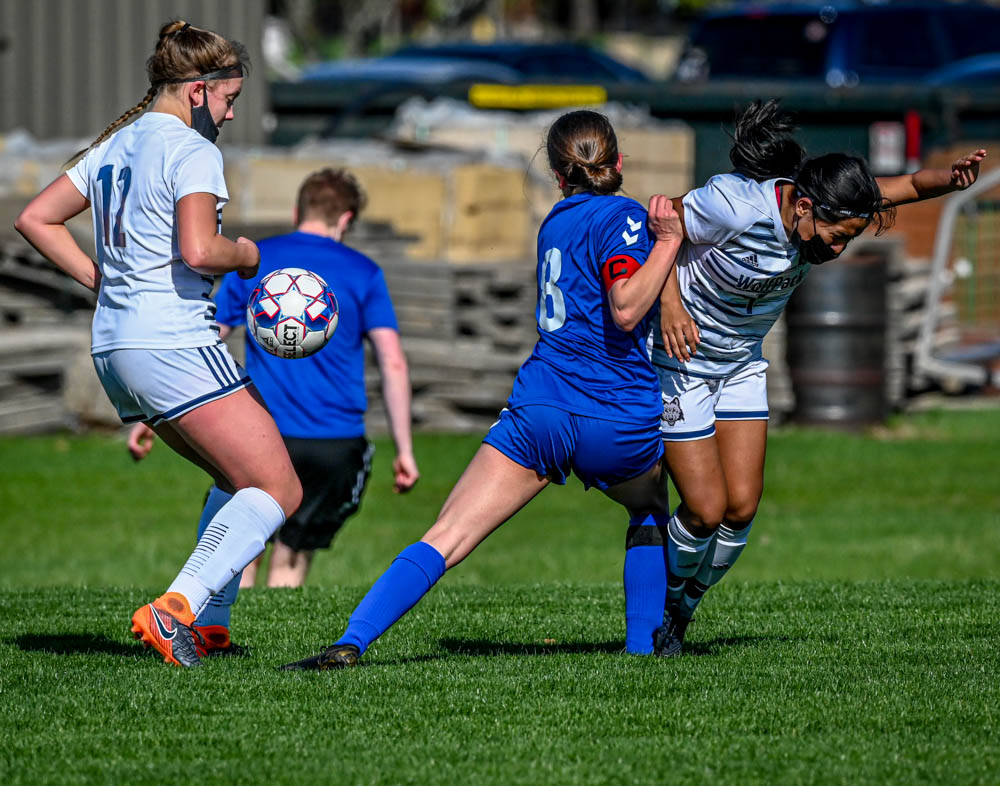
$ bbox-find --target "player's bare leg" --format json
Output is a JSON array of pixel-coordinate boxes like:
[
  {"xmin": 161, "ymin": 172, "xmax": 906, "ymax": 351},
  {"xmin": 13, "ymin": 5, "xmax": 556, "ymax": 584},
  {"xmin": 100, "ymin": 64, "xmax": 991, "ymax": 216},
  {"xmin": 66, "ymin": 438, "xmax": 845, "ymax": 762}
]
[
  {"xmin": 281, "ymin": 445, "xmax": 549, "ymax": 670},
  {"xmin": 152, "ymin": 421, "xmax": 233, "ymax": 493},
  {"xmin": 661, "ymin": 434, "xmax": 727, "ymax": 596},
  {"xmin": 267, "ymin": 541, "xmax": 313, "ymax": 588},
  {"xmin": 240, "ymin": 553, "xmax": 263, "ymax": 588},
  {"xmin": 716, "ymin": 420, "xmax": 767, "ymax": 525},
  {"xmin": 422, "ymin": 444, "xmax": 550, "ymax": 568},
  {"xmin": 662, "ymin": 436, "xmax": 728, "ymax": 535},
  {"xmin": 602, "ymin": 459, "xmax": 669, "ymax": 517},
  {"xmin": 661, "ymin": 421, "xmax": 767, "ymax": 653},
  {"xmin": 170, "ymin": 386, "xmax": 301, "ymax": 516},
  {"xmin": 652, "ymin": 435, "xmax": 730, "ymax": 655},
  {"xmin": 133, "ymin": 387, "xmax": 301, "ymax": 665},
  {"xmin": 674, "ymin": 420, "xmax": 766, "ymax": 618}
]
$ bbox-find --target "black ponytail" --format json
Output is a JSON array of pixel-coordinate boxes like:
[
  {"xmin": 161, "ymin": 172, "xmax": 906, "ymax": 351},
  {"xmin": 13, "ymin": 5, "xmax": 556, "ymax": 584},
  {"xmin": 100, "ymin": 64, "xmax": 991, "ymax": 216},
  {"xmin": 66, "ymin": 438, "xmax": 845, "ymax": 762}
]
[
  {"xmin": 729, "ymin": 99, "xmax": 806, "ymax": 182},
  {"xmin": 727, "ymin": 100, "xmax": 895, "ymax": 234}
]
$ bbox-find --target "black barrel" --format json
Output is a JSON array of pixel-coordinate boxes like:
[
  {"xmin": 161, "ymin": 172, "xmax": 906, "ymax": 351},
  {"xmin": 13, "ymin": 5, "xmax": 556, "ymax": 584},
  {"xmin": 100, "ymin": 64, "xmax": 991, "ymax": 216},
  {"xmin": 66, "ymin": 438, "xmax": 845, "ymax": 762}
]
[{"xmin": 785, "ymin": 249, "xmax": 889, "ymax": 427}]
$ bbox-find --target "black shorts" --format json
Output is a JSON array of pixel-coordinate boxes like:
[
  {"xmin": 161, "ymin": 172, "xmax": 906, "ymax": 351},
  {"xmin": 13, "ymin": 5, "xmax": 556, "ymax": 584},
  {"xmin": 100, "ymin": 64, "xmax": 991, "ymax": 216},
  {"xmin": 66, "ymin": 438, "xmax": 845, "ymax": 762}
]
[{"xmin": 275, "ymin": 436, "xmax": 374, "ymax": 552}]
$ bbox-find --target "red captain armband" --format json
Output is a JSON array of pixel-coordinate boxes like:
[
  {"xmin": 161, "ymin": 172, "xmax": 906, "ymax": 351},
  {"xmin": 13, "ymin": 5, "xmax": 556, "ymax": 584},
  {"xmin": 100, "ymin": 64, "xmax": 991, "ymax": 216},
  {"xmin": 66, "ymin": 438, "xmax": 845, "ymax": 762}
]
[{"xmin": 602, "ymin": 254, "xmax": 641, "ymax": 291}]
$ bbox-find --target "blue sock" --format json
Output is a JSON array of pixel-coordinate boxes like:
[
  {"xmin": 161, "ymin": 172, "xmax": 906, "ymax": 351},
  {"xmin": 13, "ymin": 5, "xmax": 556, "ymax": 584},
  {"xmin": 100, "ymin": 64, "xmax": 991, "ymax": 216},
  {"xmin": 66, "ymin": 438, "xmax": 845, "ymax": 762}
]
[
  {"xmin": 193, "ymin": 487, "xmax": 239, "ymax": 629},
  {"xmin": 335, "ymin": 541, "xmax": 447, "ymax": 655},
  {"xmin": 623, "ymin": 513, "xmax": 669, "ymax": 654}
]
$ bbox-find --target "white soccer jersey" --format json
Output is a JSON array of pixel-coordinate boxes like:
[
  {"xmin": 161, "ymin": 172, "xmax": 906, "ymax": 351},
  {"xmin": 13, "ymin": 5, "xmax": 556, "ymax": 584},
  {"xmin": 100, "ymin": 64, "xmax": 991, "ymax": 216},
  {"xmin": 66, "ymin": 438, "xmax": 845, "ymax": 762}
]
[
  {"xmin": 67, "ymin": 112, "xmax": 229, "ymax": 352},
  {"xmin": 649, "ymin": 173, "xmax": 809, "ymax": 378}
]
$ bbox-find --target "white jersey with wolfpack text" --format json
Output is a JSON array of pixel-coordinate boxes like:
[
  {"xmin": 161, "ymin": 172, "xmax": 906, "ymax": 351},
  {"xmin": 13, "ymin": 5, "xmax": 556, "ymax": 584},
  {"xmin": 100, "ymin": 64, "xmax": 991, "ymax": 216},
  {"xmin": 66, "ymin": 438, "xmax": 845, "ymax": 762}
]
[
  {"xmin": 67, "ymin": 112, "xmax": 228, "ymax": 353},
  {"xmin": 649, "ymin": 173, "xmax": 808, "ymax": 378}
]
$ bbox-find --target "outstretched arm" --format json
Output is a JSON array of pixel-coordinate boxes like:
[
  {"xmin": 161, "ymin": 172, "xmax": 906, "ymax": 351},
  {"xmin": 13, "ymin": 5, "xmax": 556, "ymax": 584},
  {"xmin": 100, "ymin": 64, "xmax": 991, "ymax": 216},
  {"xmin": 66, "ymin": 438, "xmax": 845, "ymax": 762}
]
[
  {"xmin": 368, "ymin": 327, "xmax": 419, "ymax": 494},
  {"xmin": 14, "ymin": 175, "xmax": 100, "ymax": 293},
  {"xmin": 876, "ymin": 149, "xmax": 987, "ymax": 206}
]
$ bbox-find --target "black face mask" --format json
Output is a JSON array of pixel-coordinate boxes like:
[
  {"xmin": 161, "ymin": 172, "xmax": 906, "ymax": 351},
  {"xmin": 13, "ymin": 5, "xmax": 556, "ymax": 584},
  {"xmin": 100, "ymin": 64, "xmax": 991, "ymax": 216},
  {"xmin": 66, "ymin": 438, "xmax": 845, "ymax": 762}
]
[
  {"xmin": 191, "ymin": 99, "xmax": 220, "ymax": 144},
  {"xmin": 154, "ymin": 61, "xmax": 243, "ymax": 144},
  {"xmin": 797, "ymin": 215, "xmax": 839, "ymax": 265}
]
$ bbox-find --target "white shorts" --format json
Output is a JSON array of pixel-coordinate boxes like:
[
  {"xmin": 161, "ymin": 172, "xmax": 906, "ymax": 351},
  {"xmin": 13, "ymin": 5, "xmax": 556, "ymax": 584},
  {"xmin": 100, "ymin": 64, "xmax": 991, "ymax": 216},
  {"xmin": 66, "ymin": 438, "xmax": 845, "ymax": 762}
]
[
  {"xmin": 657, "ymin": 360, "xmax": 769, "ymax": 442},
  {"xmin": 93, "ymin": 344, "xmax": 251, "ymax": 426}
]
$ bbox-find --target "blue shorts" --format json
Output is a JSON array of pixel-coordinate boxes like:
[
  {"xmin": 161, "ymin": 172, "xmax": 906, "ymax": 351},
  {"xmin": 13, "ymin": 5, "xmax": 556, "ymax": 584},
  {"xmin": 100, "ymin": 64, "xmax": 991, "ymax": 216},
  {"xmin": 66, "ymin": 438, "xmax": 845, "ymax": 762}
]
[{"xmin": 483, "ymin": 405, "xmax": 663, "ymax": 491}]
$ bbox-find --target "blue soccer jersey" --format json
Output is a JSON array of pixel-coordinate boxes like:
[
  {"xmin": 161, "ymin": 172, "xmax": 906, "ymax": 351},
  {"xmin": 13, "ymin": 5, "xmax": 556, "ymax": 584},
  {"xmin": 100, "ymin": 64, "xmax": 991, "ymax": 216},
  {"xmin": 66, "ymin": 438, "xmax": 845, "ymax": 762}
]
[
  {"xmin": 214, "ymin": 231, "xmax": 398, "ymax": 439},
  {"xmin": 507, "ymin": 193, "xmax": 662, "ymax": 424}
]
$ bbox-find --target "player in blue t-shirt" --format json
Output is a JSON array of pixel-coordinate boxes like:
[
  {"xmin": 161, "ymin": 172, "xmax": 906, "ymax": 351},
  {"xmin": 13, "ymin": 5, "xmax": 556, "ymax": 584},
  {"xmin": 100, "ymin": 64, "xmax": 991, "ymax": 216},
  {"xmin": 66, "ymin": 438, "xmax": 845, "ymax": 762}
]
[
  {"xmin": 281, "ymin": 110, "xmax": 686, "ymax": 670},
  {"xmin": 129, "ymin": 168, "xmax": 418, "ymax": 655}
]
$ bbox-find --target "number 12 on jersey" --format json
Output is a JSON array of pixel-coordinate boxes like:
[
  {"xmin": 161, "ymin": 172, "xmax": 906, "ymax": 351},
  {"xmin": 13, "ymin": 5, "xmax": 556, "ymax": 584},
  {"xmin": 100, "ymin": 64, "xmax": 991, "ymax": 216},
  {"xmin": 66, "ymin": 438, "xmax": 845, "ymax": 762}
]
[{"xmin": 95, "ymin": 164, "xmax": 132, "ymax": 249}]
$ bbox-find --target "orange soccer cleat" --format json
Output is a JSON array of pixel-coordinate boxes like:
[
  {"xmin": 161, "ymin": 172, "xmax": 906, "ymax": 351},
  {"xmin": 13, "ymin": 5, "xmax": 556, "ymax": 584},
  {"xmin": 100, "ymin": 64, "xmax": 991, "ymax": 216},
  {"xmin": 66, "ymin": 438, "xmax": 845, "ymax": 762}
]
[
  {"xmin": 130, "ymin": 592, "xmax": 203, "ymax": 667},
  {"xmin": 193, "ymin": 625, "xmax": 249, "ymax": 658}
]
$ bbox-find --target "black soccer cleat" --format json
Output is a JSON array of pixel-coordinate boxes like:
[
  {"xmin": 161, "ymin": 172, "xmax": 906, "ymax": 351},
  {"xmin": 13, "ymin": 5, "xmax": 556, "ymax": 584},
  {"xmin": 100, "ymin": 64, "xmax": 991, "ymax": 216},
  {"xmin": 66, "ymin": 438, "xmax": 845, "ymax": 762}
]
[
  {"xmin": 653, "ymin": 605, "xmax": 691, "ymax": 658},
  {"xmin": 279, "ymin": 643, "xmax": 360, "ymax": 671},
  {"xmin": 202, "ymin": 640, "xmax": 250, "ymax": 658}
]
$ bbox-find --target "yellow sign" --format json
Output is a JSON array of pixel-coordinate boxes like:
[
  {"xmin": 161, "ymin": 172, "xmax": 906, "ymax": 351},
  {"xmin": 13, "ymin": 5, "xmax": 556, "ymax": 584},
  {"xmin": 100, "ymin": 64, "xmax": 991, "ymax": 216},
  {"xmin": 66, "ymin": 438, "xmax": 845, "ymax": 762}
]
[{"xmin": 469, "ymin": 84, "xmax": 608, "ymax": 110}]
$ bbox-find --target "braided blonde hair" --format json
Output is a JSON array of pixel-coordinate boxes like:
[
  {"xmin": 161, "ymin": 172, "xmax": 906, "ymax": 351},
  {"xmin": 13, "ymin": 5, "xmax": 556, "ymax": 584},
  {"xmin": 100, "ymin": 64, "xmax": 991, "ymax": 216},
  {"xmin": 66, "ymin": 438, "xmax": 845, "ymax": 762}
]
[{"xmin": 68, "ymin": 20, "xmax": 249, "ymax": 163}]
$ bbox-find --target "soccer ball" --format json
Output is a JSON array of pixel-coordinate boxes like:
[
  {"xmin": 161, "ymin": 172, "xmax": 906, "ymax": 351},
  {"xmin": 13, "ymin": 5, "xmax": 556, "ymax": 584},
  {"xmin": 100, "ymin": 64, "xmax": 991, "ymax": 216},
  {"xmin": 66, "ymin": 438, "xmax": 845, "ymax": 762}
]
[{"xmin": 246, "ymin": 268, "xmax": 339, "ymax": 359}]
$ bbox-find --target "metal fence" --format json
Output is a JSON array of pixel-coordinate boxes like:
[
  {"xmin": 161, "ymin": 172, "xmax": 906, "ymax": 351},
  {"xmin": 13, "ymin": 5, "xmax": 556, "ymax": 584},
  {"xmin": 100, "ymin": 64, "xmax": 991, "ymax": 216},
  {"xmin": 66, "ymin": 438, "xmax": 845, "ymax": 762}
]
[
  {"xmin": 916, "ymin": 167, "xmax": 1000, "ymax": 388},
  {"xmin": 954, "ymin": 201, "xmax": 1000, "ymax": 338}
]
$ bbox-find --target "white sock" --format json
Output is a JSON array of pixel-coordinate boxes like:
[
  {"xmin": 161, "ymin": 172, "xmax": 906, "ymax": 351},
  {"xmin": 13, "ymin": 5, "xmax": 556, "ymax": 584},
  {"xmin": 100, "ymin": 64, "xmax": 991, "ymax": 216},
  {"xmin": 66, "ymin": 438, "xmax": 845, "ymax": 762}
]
[
  {"xmin": 666, "ymin": 513, "xmax": 713, "ymax": 607},
  {"xmin": 167, "ymin": 488, "xmax": 285, "ymax": 615},
  {"xmin": 680, "ymin": 519, "xmax": 753, "ymax": 619}
]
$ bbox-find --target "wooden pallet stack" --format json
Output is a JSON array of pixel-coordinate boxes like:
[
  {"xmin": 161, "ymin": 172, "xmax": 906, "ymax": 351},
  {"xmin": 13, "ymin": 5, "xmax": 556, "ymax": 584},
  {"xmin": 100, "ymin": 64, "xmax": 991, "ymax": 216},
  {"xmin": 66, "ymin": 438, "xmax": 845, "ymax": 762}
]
[
  {"xmin": 0, "ymin": 238, "xmax": 93, "ymax": 433},
  {"xmin": 365, "ymin": 258, "xmax": 536, "ymax": 433}
]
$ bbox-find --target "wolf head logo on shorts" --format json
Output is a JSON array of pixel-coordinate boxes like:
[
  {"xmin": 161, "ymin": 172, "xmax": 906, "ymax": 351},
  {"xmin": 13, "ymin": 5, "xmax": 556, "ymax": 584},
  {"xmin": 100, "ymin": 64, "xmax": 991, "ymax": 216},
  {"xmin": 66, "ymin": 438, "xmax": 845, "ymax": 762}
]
[{"xmin": 662, "ymin": 396, "xmax": 684, "ymax": 427}]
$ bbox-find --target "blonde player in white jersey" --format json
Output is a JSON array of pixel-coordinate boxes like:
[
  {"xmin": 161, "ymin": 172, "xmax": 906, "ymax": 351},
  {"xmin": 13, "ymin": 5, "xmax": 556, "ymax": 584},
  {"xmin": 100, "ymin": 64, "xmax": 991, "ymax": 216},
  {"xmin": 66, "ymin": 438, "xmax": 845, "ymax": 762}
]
[
  {"xmin": 15, "ymin": 21, "xmax": 302, "ymax": 667},
  {"xmin": 646, "ymin": 101, "xmax": 985, "ymax": 656}
]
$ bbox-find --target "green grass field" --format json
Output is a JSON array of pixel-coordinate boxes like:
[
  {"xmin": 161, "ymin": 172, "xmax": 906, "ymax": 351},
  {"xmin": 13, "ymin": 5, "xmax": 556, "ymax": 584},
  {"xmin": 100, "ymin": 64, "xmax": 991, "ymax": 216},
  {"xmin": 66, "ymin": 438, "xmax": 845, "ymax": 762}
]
[{"xmin": 1, "ymin": 409, "xmax": 998, "ymax": 784}]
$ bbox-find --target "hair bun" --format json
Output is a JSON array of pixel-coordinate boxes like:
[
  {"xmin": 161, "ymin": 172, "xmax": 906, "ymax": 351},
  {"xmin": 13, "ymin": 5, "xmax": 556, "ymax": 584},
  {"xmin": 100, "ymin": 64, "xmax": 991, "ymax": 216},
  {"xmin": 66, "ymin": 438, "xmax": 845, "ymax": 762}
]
[
  {"xmin": 158, "ymin": 20, "xmax": 189, "ymax": 40},
  {"xmin": 546, "ymin": 110, "xmax": 622, "ymax": 196}
]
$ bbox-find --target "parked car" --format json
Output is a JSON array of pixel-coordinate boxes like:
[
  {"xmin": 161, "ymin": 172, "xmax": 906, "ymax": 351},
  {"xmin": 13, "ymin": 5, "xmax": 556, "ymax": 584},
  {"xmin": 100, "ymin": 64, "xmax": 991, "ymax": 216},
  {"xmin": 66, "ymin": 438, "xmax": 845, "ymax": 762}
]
[
  {"xmin": 301, "ymin": 42, "xmax": 650, "ymax": 86},
  {"xmin": 674, "ymin": 1, "xmax": 1000, "ymax": 87},
  {"xmin": 924, "ymin": 53, "xmax": 1000, "ymax": 85},
  {"xmin": 300, "ymin": 56, "xmax": 519, "ymax": 85}
]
